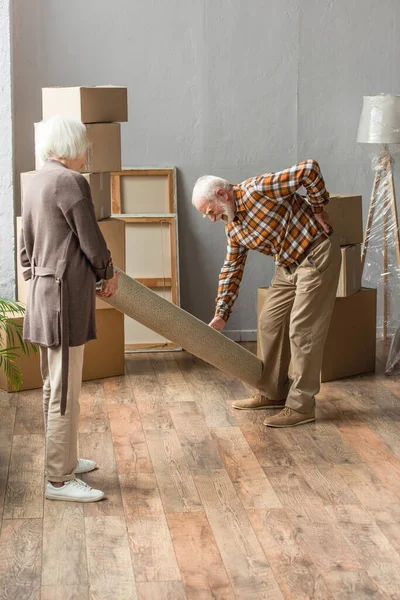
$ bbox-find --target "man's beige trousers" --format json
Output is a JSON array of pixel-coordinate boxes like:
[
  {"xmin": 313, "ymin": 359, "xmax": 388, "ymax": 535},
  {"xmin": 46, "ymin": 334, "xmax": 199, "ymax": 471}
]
[
  {"xmin": 257, "ymin": 234, "xmax": 341, "ymax": 413},
  {"xmin": 40, "ymin": 344, "xmax": 85, "ymax": 482}
]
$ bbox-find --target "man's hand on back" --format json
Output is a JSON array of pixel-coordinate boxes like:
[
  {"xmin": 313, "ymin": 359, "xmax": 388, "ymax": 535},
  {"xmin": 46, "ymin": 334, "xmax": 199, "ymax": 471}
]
[
  {"xmin": 314, "ymin": 209, "xmax": 332, "ymax": 234},
  {"xmin": 209, "ymin": 316, "xmax": 226, "ymax": 332}
]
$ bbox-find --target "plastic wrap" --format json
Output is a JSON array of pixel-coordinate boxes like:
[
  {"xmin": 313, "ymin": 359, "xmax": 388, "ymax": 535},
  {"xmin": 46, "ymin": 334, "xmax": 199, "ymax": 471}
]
[
  {"xmin": 386, "ymin": 325, "xmax": 400, "ymax": 375},
  {"xmin": 362, "ymin": 150, "xmax": 400, "ymax": 337},
  {"xmin": 358, "ymin": 96, "xmax": 400, "ymax": 373}
]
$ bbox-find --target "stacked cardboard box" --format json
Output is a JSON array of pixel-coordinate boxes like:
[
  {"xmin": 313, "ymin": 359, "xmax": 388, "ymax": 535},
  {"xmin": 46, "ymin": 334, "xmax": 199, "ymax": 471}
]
[
  {"xmin": 328, "ymin": 195, "xmax": 363, "ymax": 297},
  {"xmin": 9, "ymin": 86, "xmax": 128, "ymax": 391},
  {"xmin": 257, "ymin": 193, "xmax": 377, "ymax": 381}
]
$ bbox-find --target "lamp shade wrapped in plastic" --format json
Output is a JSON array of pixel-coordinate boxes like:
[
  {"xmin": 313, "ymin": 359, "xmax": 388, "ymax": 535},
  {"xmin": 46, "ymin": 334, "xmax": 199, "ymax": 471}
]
[{"xmin": 357, "ymin": 95, "xmax": 400, "ymax": 144}]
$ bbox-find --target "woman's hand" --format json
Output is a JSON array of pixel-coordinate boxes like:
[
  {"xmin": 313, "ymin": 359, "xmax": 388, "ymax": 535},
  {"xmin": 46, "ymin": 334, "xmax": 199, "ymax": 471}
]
[
  {"xmin": 97, "ymin": 271, "xmax": 120, "ymax": 298},
  {"xmin": 209, "ymin": 316, "xmax": 226, "ymax": 332}
]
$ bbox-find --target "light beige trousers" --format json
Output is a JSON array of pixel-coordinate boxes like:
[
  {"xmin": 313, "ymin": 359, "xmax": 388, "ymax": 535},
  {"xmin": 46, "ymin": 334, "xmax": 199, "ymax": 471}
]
[
  {"xmin": 40, "ymin": 344, "xmax": 85, "ymax": 482},
  {"xmin": 257, "ymin": 234, "xmax": 341, "ymax": 413}
]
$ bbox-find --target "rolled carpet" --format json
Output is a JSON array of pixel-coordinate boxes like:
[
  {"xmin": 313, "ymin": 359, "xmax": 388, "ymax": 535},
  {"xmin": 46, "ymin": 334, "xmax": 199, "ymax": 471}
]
[{"xmin": 103, "ymin": 269, "xmax": 263, "ymax": 389}]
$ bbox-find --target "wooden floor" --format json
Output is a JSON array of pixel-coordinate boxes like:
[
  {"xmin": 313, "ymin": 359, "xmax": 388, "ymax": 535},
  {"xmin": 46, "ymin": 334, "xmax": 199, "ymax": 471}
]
[{"xmin": 1, "ymin": 343, "xmax": 400, "ymax": 600}]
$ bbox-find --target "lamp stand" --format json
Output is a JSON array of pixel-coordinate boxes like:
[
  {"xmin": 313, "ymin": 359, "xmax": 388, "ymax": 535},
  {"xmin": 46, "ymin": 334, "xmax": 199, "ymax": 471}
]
[{"xmin": 361, "ymin": 145, "xmax": 400, "ymax": 339}]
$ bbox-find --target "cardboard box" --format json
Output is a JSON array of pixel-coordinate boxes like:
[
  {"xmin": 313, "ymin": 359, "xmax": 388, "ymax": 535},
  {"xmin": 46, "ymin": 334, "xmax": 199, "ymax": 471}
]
[
  {"xmin": 96, "ymin": 218, "xmax": 125, "ymax": 309},
  {"xmin": 337, "ymin": 244, "xmax": 362, "ymax": 297},
  {"xmin": 0, "ymin": 308, "xmax": 124, "ymax": 392},
  {"xmin": 21, "ymin": 171, "xmax": 111, "ymax": 221},
  {"xmin": 35, "ymin": 122, "xmax": 121, "ymax": 173},
  {"xmin": 16, "ymin": 217, "xmax": 125, "ymax": 309},
  {"xmin": 83, "ymin": 308, "xmax": 125, "ymax": 380},
  {"xmin": 42, "ymin": 86, "xmax": 128, "ymax": 123},
  {"xmin": 321, "ymin": 288, "xmax": 376, "ymax": 381},
  {"xmin": 257, "ymin": 287, "xmax": 376, "ymax": 382},
  {"xmin": 327, "ymin": 195, "xmax": 363, "ymax": 245}
]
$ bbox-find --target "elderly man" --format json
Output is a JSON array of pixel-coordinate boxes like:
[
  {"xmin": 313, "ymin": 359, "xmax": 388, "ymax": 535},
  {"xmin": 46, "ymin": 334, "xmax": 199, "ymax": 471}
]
[{"xmin": 192, "ymin": 160, "xmax": 341, "ymax": 428}]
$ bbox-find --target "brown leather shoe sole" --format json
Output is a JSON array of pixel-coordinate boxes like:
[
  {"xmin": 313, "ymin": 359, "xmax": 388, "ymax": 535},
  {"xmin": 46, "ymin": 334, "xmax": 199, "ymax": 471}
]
[
  {"xmin": 232, "ymin": 399, "xmax": 286, "ymax": 411},
  {"xmin": 264, "ymin": 416, "xmax": 315, "ymax": 427}
]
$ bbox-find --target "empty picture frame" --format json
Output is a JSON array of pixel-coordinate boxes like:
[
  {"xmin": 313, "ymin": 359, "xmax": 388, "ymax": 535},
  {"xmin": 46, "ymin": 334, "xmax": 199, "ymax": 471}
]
[
  {"xmin": 110, "ymin": 168, "xmax": 179, "ymax": 351},
  {"xmin": 111, "ymin": 168, "xmax": 176, "ymax": 215},
  {"xmin": 123, "ymin": 218, "xmax": 179, "ymax": 305}
]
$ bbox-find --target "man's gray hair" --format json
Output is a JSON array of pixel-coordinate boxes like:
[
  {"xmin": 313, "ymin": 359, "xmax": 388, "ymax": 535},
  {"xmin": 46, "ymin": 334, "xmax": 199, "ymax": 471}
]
[
  {"xmin": 35, "ymin": 115, "xmax": 90, "ymax": 162},
  {"xmin": 192, "ymin": 175, "xmax": 231, "ymax": 205}
]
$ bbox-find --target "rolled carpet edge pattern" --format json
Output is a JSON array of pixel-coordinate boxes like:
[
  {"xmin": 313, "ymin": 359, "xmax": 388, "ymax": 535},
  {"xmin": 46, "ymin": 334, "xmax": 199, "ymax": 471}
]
[{"xmin": 103, "ymin": 269, "xmax": 263, "ymax": 389}]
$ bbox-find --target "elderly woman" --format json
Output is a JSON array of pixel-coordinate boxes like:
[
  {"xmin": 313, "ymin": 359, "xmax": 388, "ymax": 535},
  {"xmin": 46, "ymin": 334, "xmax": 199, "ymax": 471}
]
[{"xmin": 20, "ymin": 115, "xmax": 119, "ymax": 502}]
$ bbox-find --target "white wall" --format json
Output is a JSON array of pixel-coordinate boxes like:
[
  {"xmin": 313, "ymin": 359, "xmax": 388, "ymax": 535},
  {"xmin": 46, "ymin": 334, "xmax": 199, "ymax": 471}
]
[
  {"xmin": 11, "ymin": 0, "xmax": 400, "ymax": 329},
  {"xmin": 0, "ymin": 0, "xmax": 14, "ymax": 300}
]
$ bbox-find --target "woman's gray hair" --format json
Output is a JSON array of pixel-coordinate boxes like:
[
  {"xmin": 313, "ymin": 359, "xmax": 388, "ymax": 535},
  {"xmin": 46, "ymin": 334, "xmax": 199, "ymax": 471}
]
[
  {"xmin": 192, "ymin": 175, "xmax": 231, "ymax": 205},
  {"xmin": 35, "ymin": 115, "xmax": 89, "ymax": 162}
]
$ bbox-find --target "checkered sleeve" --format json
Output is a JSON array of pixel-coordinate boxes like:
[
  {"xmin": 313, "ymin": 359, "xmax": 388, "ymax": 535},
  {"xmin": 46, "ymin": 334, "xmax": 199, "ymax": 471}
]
[
  {"xmin": 214, "ymin": 237, "xmax": 249, "ymax": 321},
  {"xmin": 252, "ymin": 159, "xmax": 329, "ymax": 214}
]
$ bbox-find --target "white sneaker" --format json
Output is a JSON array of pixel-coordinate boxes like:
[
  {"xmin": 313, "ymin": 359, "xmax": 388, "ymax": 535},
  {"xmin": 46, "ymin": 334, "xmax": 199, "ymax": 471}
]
[
  {"xmin": 46, "ymin": 478, "xmax": 104, "ymax": 502},
  {"xmin": 74, "ymin": 458, "xmax": 97, "ymax": 474}
]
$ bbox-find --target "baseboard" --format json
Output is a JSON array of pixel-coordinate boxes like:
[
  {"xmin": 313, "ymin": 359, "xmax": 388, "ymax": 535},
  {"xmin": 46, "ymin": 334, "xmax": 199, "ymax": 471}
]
[{"xmin": 224, "ymin": 329, "xmax": 257, "ymax": 342}]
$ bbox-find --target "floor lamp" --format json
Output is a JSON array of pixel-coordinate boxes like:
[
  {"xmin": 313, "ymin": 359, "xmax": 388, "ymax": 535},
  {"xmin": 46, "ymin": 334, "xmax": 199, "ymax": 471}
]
[{"xmin": 357, "ymin": 94, "xmax": 400, "ymax": 340}]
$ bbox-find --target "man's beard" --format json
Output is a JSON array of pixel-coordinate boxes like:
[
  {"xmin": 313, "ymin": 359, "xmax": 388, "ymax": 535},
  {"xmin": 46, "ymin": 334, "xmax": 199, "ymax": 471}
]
[{"xmin": 217, "ymin": 201, "xmax": 235, "ymax": 224}]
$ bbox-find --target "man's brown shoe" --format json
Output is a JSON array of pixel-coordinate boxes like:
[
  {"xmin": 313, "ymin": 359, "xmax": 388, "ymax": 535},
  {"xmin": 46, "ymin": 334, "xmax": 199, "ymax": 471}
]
[
  {"xmin": 232, "ymin": 393, "xmax": 286, "ymax": 410},
  {"xmin": 264, "ymin": 407, "xmax": 315, "ymax": 427}
]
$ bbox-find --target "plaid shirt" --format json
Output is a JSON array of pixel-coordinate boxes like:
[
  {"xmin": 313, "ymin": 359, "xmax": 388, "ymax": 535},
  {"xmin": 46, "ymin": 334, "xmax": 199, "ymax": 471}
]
[{"xmin": 215, "ymin": 160, "xmax": 329, "ymax": 321}]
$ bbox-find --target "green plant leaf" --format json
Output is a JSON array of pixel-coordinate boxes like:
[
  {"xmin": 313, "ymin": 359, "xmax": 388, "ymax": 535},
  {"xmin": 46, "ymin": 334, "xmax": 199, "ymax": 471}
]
[{"xmin": 0, "ymin": 298, "xmax": 37, "ymax": 389}]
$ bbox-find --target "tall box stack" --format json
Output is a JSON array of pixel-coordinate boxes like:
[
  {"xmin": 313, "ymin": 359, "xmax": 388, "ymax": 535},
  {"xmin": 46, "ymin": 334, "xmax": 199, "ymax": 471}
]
[
  {"xmin": 257, "ymin": 193, "xmax": 377, "ymax": 381},
  {"xmin": 11, "ymin": 86, "xmax": 128, "ymax": 391}
]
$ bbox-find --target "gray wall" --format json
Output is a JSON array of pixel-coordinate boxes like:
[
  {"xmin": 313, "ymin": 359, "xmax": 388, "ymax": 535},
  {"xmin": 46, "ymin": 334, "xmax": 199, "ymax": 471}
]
[
  {"xmin": 0, "ymin": 0, "xmax": 14, "ymax": 300},
  {"xmin": 11, "ymin": 0, "xmax": 400, "ymax": 331}
]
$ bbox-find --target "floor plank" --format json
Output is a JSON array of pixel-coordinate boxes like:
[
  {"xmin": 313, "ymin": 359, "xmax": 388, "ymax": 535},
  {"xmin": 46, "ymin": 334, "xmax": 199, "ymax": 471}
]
[
  {"xmin": 103, "ymin": 374, "xmax": 135, "ymax": 405},
  {"xmin": 40, "ymin": 586, "xmax": 89, "ymax": 600},
  {"xmin": 0, "ymin": 393, "xmax": 17, "ymax": 520},
  {"xmin": 167, "ymin": 512, "xmax": 234, "ymax": 599},
  {"xmin": 79, "ymin": 432, "xmax": 124, "ymax": 517},
  {"xmin": 149, "ymin": 353, "xmax": 193, "ymax": 403},
  {"xmin": 79, "ymin": 380, "xmax": 109, "ymax": 433},
  {"xmin": 136, "ymin": 581, "xmax": 187, "ymax": 600},
  {"xmin": 167, "ymin": 402, "xmax": 225, "ymax": 474},
  {"xmin": 233, "ymin": 409, "xmax": 296, "ymax": 468},
  {"xmin": 13, "ymin": 389, "xmax": 44, "ymax": 436},
  {"xmin": 211, "ymin": 426, "xmax": 282, "ymax": 509},
  {"xmin": 120, "ymin": 473, "xmax": 180, "ymax": 582},
  {"xmin": 42, "ymin": 502, "xmax": 88, "ymax": 587},
  {"xmin": 127, "ymin": 354, "xmax": 175, "ymax": 433},
  {"xmin": 298, "ymin": 465, "xmax": 359, "ymax": 506},
  {"xmin": 0, "ymin": 518, "xmax": 42, "ymax": 600},
  {"xmin": 85, "ymin": 516, "xmax": 137, "ymax": 600},
  {"xmin": 194, "ymin": 469, "xmax": 284, "ymax": 598},
  {"xmin": 248, "ymin": 508, "xmax": 334, "ymax": 600},
  {"xmin": 176, "ymin": 352, "xmax": 237, "ymax": 429},
  {"xmin": 264, "ymin": 466, "xmax": 332, "ymax": 524},
  {"xmin": 322, "ymin": 570, "xmax": 380, "ymax": 600},
  {"xmin": 145, "ymin": 428, "xmax": 203, "ymax": 513},
  {"xmin": 326, "ymin": 503, "xmax": 400, "ymax": 598},
  {"xmin": 108, "ymin": 403, "xmax": 153, "ymax": 476},
  {"xmin": 337, "ymin": 421, "xmax": 400, "ymax": 499},
  {"xmin": 3, "ymin": 435, "xmax": 44, "ymax": 520}
]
